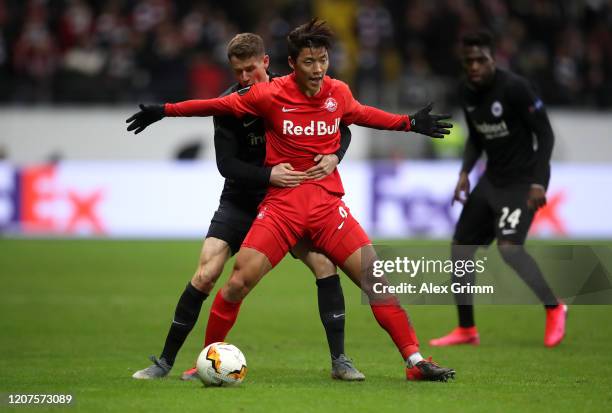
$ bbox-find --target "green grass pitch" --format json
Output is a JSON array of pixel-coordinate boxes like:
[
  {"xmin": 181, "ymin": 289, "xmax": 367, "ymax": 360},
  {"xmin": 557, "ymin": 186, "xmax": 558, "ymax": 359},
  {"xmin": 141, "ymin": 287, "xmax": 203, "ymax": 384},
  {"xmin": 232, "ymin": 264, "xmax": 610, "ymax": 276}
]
[{"xmin": 1, "ymin": 239, "xmax": 611, "ymax": 412}]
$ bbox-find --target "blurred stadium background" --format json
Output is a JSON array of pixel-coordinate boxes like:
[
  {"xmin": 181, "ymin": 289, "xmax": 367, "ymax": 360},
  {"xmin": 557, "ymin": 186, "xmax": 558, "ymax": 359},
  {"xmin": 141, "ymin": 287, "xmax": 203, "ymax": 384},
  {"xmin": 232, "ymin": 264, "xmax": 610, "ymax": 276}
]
[{"xmin": 0, "ymin": 0, "xmax": 611, "ymax": 239}]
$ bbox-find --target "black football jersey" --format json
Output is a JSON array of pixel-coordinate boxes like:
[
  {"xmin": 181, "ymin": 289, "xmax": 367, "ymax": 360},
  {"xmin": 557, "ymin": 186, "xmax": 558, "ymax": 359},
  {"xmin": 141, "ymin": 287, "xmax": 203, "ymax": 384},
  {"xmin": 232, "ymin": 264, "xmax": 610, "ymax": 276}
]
[
  {"xmin": 461, "ymin": 69, "xmax": 554, "ymax": 188},
  {"xmin": 213, "ymin": 80, "xmax": 270, "ymax": 206}
]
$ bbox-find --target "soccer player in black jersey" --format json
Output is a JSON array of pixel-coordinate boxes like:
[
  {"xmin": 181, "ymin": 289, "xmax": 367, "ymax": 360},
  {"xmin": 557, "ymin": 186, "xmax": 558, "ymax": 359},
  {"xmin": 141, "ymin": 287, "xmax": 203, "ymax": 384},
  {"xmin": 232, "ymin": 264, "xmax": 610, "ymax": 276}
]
[
  {"xmin": 132, "ymin": 33, "xmax": 364, "ymax": 380},
  {"xmin": 430, "ymin": 31, "xmax": 567, "ymax": 348}
]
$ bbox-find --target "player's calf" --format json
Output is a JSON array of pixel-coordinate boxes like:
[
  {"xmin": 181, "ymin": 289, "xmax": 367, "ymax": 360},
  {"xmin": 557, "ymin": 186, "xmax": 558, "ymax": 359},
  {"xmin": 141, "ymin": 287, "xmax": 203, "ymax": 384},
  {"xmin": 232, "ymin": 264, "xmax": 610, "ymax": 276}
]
[
  {"xmin": 223, "ymin": 247, "xmax": 272, "ymax": 301},
  {"xmin": 204, "ymin": 252, "xmax": 268, "ymax": 345},
  {"xmin": 191, "ymin": 237, "xmax": 232, "ymax": 293}
]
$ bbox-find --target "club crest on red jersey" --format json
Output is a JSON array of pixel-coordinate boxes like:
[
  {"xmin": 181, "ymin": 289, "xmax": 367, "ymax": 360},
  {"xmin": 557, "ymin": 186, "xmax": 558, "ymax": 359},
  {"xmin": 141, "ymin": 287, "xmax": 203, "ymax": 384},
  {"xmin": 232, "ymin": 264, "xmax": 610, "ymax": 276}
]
[{"xmin": 322, "ymin": 97, "xmax": 338, "ymax": 112}]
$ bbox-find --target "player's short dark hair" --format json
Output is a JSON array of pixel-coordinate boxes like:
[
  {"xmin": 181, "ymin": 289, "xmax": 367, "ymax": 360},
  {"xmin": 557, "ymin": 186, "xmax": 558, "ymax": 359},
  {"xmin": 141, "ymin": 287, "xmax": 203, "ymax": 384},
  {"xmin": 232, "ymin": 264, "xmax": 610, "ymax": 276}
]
[
  {"xmin": 462, "ymin": 30, "xmax": 496, "ymax": 55},
  {"xmin": 227, "ymin": 33, "xmax": 265, "ymax": 60},
  {"xmin": 287, "ymin": 18, "xmax": 334, "ymax": 61}
]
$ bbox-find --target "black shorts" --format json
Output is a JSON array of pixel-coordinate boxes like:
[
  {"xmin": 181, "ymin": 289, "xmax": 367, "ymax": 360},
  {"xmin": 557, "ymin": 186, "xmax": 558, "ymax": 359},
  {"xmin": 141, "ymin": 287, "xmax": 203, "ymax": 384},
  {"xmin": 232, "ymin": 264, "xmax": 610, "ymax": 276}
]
[
  {"xmin": 206, "ymin": 198, "xmax": 259, "ymax": 255},
  {"xmin": 453, "ymin": 175, "xmax": 535, "ymax": 245}
]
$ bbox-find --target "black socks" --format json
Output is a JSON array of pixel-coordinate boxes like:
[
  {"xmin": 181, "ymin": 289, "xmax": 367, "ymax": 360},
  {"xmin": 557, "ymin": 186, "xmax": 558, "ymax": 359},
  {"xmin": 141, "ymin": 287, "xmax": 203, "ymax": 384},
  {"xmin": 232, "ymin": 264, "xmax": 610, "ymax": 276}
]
[
  {"xmin": 451, "ymin": 244, "xmax": 478, "ymax": 327},
  {"xmin": 160, "ymin": 282, "xmax": 208, "ymax": 366},
  {"xmin": 316, "ymin": 275, "xmax": 345, "ymax": 360},
  {"xmin": 452, "ymin": 243, "xmax": 559, "ymax": 328},
  {"xmin": 498, "ymin": 245, "xmax": 559, "ymax": 307}
]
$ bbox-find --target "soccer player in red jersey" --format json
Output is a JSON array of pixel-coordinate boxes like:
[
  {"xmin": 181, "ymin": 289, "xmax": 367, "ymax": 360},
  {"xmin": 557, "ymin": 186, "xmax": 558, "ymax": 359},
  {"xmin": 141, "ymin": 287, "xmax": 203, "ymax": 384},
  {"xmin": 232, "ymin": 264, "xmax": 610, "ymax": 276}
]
[
  {"xmin": 130, "ymin": 33, "xmax": 364, "ymax": 382},
  {"xmin": 128, "ymin": 19, "xmax": 455, "ymax": 381}
]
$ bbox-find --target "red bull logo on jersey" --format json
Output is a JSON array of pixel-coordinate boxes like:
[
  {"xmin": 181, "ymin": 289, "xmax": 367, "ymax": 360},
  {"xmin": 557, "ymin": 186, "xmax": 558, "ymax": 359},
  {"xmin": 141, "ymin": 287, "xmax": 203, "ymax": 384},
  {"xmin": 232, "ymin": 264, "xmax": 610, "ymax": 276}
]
[{"xmin": 283, "ymin": 118, "xmax": 340, "ymax": 136}]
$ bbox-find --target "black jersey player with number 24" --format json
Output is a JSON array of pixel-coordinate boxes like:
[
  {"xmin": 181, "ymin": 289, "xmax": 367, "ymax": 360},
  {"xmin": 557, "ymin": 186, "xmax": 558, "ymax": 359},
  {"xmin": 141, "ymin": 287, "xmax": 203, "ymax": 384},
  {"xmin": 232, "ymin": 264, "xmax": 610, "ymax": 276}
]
[{"xmin": 430, "ymin": 30, "xmax": 567, "ymax": 348}]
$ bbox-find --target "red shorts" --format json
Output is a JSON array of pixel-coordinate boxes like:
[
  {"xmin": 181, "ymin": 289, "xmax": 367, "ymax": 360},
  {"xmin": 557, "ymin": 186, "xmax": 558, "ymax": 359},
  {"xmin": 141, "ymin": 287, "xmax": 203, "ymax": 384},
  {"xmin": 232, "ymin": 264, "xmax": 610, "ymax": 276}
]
[{"xmin": 242, "ymin": 184, "xmax": 371, "ymax": 267}]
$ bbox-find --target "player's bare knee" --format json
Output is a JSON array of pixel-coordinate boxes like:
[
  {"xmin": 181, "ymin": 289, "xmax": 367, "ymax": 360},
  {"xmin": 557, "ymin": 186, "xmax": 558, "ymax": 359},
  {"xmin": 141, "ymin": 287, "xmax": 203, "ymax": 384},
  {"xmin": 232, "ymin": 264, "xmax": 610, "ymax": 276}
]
[
  {"xmin": 191, "ymin": 270, "xmax": 217, "ymax": 293},
  {"xmin": 340, "ymin": 245, "xmax": 377, "ymax": 290},
  {"xmin": 225, "ymin": 272, "xmax": 252, "ymax": 300},
  {"xmin": 192, "ymin": 260, "xmax": 224, "ymax": 294},
  {"xmin": 224, "ymin": 258, "xmax": 250, "ymax": 296}
]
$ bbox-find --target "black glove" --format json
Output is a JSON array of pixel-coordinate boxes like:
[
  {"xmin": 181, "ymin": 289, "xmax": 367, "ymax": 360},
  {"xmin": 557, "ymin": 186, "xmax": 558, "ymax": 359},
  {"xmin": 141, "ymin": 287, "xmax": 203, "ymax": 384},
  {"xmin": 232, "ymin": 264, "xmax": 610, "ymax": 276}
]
[
  {"xmin": 409, "ymin": 103, "xmax": 452, "ymax": 139},
  {"xmin": 126, "ymin": 104, "xmax": 165, "ymax": 134}
]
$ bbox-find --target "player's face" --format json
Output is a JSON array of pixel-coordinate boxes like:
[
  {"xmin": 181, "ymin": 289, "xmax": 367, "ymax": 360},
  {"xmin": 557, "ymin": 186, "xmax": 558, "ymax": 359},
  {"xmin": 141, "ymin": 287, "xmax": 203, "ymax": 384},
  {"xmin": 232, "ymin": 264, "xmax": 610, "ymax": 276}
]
[
  {"xmin": 288, "ymin": 47, "xmax": 329, "ymax": 96},
  {"xmin": 229, "ymin": 54, "xmax": 270, "ymax": 88},
  {"xmin": 462, "ymin": 46, "xmax": 495, "ymax": 87}
]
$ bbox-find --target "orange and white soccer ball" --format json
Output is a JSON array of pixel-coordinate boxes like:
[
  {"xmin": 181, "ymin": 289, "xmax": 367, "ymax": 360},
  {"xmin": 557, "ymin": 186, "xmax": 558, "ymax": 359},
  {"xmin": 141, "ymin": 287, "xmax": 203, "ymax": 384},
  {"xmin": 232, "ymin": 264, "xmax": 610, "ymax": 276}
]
[{"xmin": 196, "ymin": 342, "xmax": 247, "ymax": 386}]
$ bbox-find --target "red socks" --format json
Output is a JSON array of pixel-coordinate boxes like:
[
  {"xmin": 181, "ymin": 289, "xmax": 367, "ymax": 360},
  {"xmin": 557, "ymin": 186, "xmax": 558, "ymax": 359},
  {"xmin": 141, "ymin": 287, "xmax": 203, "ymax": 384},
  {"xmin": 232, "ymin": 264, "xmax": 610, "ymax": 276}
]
[
  {"xmin": 204, "ymin": 290, "xmax": 242, "ymax": 346},
  {"xmin": 205, "ymin": 290, "xmax": 419, "ymax": 361},
  {"xmin": 370, "ymin": 302, "xmax": 419, "ymax": 359}
]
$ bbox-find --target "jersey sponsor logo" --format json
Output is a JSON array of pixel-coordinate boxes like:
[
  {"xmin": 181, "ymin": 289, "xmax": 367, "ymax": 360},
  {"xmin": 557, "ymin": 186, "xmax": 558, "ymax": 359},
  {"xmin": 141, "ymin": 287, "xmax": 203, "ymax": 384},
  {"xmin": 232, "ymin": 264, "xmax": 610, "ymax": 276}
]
[
  {"xmin": 491, "ymin": 101, "xmax": 503, "ymax": 117},
  {"xmin": 474, "ymin": 120, "xmax": 510, "ymax": 139},
  {"xmin": 322, "ymin": 97, "xmax": 338, "ymax": 112},
  {"xmin": 283, "ymin": 118, "xmax": 340, "ymax": 136},
  {"xmin": 282, "ymin": 106, "xmax": 299, "ymax": 112},
  {"xmin": 248, "ymin": 132, "xmax": 265, "ymax": 146},
  {"xmin": 237, "ymin": 86, "xmax": 251, "ymax": 96}
]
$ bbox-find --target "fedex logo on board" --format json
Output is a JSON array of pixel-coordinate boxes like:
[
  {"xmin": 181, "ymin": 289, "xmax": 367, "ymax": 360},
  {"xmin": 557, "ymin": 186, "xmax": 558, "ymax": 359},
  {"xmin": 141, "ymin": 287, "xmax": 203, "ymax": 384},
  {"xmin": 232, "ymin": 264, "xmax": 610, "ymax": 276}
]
[
  {"xmin": 283, "ymin": 118, "xmax": 340, "ymax": 136},
  {"xmin": 21, "ymin": 165, "xmax": 106, "ymax": 235}
]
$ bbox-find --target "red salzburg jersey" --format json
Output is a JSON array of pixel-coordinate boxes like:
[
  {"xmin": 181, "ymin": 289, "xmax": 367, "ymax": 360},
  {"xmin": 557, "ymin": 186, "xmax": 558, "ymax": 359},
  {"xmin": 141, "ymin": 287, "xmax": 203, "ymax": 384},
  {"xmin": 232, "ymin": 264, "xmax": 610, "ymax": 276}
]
[{"xmin": 165, "ymin": 73, "xmax": 412, "ymax": 195}]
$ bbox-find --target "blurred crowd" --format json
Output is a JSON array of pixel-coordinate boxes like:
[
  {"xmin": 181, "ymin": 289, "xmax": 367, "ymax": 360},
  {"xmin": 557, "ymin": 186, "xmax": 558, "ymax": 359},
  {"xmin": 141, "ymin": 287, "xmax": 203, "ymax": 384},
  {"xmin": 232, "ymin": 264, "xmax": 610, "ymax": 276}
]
[{"xmin": 0, "ymin": 0, "xmax": 611, "ymax": 108}]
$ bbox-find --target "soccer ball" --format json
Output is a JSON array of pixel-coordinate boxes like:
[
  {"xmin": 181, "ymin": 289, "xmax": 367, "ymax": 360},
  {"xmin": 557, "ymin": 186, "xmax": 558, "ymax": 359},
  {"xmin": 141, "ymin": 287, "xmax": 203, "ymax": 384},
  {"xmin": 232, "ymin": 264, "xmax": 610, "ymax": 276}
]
[{"xmin": 196, "ymin": 342, "xmax": 247, "ymax": 386}]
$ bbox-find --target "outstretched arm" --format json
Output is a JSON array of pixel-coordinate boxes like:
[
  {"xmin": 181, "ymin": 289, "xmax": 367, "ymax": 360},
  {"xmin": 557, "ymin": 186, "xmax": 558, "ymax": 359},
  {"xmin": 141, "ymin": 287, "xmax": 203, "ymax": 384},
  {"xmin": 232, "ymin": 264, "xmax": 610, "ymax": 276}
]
[
  {"xmin": 346, "ymin": 102, "xmax": 452, "ymax": 139},
  {"xmin": 125, "ymin": 98, "xmax": 242, "ymax": 134},
  {"xmin": 126, "ymin": 84, "xmax": 266, "ymax": 134},
  {"xmin": 340, "ymin": 81, "xmax": 452, "ymax": 138},
  {"xmin": 164, "ymin": 96, "xmax": 247, "ymax": 118}
]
